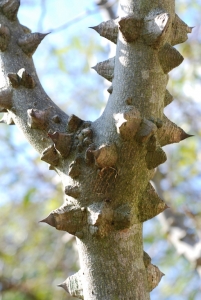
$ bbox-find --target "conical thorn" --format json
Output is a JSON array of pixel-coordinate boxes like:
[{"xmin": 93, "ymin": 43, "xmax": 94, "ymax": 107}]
[
  {"xmin": 39, "ymin": 214, "xmax": 56, "ymax": 227},
  {"xmin": 18, "ymin": 32, "xmax": 50, "ymax": 57},
  {"xmin": 0, "ymin": 0, "xmax": 20, "ymax": 21},
  {"xmin": 57, "ymin": 282, "xmax": 69, "ymax": 293},
  {"xmin": 89, "ymin": 26, "xmax": 99, "ymax": 32},
  {"xmin": 181, "ymin": 132, "xmax": 194, "ymax": 140}
]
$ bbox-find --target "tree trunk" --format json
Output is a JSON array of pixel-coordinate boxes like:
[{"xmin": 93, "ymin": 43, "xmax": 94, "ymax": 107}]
[{"xmin": 0, "ymin": 0, "xmax": 192, "ymax": 299}]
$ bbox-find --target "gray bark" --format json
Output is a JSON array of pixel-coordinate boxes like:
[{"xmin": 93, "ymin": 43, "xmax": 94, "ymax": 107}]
[{"xmin": 0, "ymin": 0, "xmax": 192, "ymax": 299}]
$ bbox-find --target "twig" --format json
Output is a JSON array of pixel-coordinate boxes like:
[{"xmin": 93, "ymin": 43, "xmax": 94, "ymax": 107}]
[{"xmin": 49, "ymin": 0, "xmax": 118, "ymax": 33}]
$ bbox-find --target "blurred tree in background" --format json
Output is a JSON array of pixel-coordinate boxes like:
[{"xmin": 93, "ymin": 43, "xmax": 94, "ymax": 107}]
[{"xmin": 0, "ymin": 0, "xmax": 200, "ymax": 299}]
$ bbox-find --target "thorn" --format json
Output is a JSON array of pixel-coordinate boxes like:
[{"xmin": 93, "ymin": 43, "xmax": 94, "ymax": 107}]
[
  {"xmin": 75, "ymin": 231, "xmax": 84, "ymax": 239},
  {"xmin": 142, "ymin": 9, "xmax": 171, "ymax": 49},
  {"xmin": 48, "ymin": 131, "xmax": 72, "ymax": 158},
  {"xmin": 92, "ymin": 144, "xmax": 118, "ymax": 168},
  {"xmin": 49, "ymin": 165, "xmax": 55, "ymax": 170},
  {"xmin": 0, "ymin": 24, "xmax": 10, "ymax": 51},
  {"xmin": 81, "ymin": 127, "xmax": 93, "ymax": 138},
  {"xmin": 57, "ymin": 282, "xmax": 69, "ymax": 293},
  {"xmin": 119, "ymin": 14, "xmax": 142, "ymax": 43},
  {"xmin": 27, "ymin": 108, "xmax": 50, "ymax": 130},
  {"xmin": 17, "ymin": 68, "xmax": 36, "ymax": 89},
  {"xmin": 65, "ymin": 185, "xmax": 80, "ymax": 198},
  {"xmin": 39, "ymin": 214, "xmax": 56, "ymax": 227},
  {"xmin": 187, "ymin": 26, "xmax": 194, "ymax": 33},
  {"xmin": 107, "ymin": 85, "xmax": 113, "ymax": 94},
  {"xmin": 92, "ymin": 57, "xmax": 115, "ymax": 82},
  {"xmin": 0, "ymin": 108, "xmax": 7, "ymax": 113},
  {"xmin": 136, "ymin": 119, "xmax": 157, "ymax": 143},
  {"xmin": 0, "ymin": 89, "xmax": 13, "ymax": 110},
  {"xmin": 67, "ymin": 114, "xmax": 83, "ymax": 132},
  {"xmin": 164, "ymin": 89, "xmax": 173, "ymax": 107},
  {"xmin": 52, "ymin": 115, "xmax": 61, "ymax": 123},
  {"xmin": 8, "ymin": 73, "xmax": 20, "ymax": 88},
  {"xmin": 18, "ymin": 32, "xmax": 49, "ymax": 57},
  {"xmin": 41, "ymin": 145, "xmax": 60, "ymax": 166},
  {"xmin": 180, "ymin": 132, "xmax": 194, "ymax": 140},
  {"xmin": 21, "ymin": 24, "xmax": 31, "ymax": 34},
  {"xmin": 115, "ymin": 107, "xmax": 141, "ymax": 140},
  {"xmin": 89, "ymin": 25, "xmax": 99, "ymax": 32},
  {"xmin": 69, "ymin": 159, "xmax": 81, "ymax": 178},
  {"xmin": 0, "ymin": 113, "xmax": 15, "ymax": 125},
  {"xmin": 158, "ymin": 43, "xmax": 184, "ymax": 74},
  {"xmin": 89, "ymin": 19, "xmax": 118, "ymax": 44},
  {"xmin": 0, "ymin": 0, "xmax": 20, "ymax": 21},
  {"xmin": 146, "ymin": 145, "xmax": 167, "ymax": 169},
  {"xmin": 171, "ymin": 15, "xmax": 192, "ymax": 46}
]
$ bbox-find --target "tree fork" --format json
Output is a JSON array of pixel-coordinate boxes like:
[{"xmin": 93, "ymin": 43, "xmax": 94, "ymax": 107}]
[{"xmin": 0, "ymin": 0, "xmax": 192, "ymax": 299}]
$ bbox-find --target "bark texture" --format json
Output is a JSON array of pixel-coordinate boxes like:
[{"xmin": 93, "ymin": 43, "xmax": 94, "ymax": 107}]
[{"xmin": 0, "ymin": 0, "xmax": 192, "ymax": 299}]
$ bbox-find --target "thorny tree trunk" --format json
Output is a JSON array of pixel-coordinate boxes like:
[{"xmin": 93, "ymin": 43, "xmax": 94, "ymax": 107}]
[{"xmin": 0, "ymin": 0, "xmax": 192, "ymax": 299}]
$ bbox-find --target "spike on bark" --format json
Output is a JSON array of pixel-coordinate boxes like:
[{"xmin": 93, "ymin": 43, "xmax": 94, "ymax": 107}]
[
  {"xmin": 0, "ymin": 24, "xmax": 10, "ymax": 51},
  {"xmin": 158, "ymin": 43, "xmax": 184, "ymax": 74},
  {"xmin": 87, "ymin": 202, "xmax": 113, "ymax": 237},
  {"xmin": 85, "ymin": 144, "xmax": 96, "ymax": 164},
  {"xmin": 180, "ymin": 132, "xmax": 194, "ymax": 140},
  {"xmin": 136, "ymin": 119, "xmax": 157, "ymax": 143},
  {"xmin": 164, "ymin": 89, "xmax": 173, "ymax": 107},
  {"xmin": 146, "ymin": 264, "xmax": 164, "ymax": 292},
  {"xmin": 0, "ymin": 0, "xmax": 20, "ymax": 21},
  {"xmin": 81, "ymin": 127, "xmax": 93, "ymax": 138},
  {"xmin": 142, "ymin": 9, "xmax": 171, "ymax": 49},
  {"xmin": 69, "ymin": 156, "xmax": 82, "ymax": 178},
  {"xmin": 107, "ymin": 85, "xmax": 113, "ymax": 94},
  {"xmin": 0, "ymin": 108, "xmax": 7, "ymax": 112},
  {"xmin": 58, "ymin": 271, "xmax": 83, "ymax": 299},
  {"xmin": 0, "ymin": 89, "xmax": 13, "ymax": 109},
  {"xmin": 90, "ymin": 18, "xmax": 118, "ymax": 44},
  {"xmin": 27, "ymin": 108, "xmax": 50, "ymax": 130},
  {"xmin": 21, "ymin": 24, "xmax": 31, "ymax": 34},
  {"xmin": 114, "ymin": 107, "xmax": 142, "ymax": 140},
  {"xmin": 41, "ymin": 204, "xmax": 86, "ymax": 234},
  {"xmin": 75, "ymin": 231, "xmax": 84, "ymax": 239},
  {"xmin": 41, "ymin": 144, "xmax": 60, "ymax": 166},
  {"xmin": 138, "ymin": 182, "xmax": 168, "ymax": 222},
  {"xmin": 118, "ymin": 13, "xmax": 143, "ymax": 43},
  {"xmin": 94, "ymin": 167, "xmax": 117, "ymax": 195},
  {"xmin": 158, "ymin": 114, "xmax": 193, "ymax": 146},
  {"xmin": 145, "ymin": 144, "xmax": 167, "ymax": 169},
  {"xmin": 113, "ymin": 204, "xmax": 132, "ymax": 230},
  {"xmin": 143, "ymin": 251, "xmax": 151, "ymax": 268},
  {"xmin": 0, "ymin": 112, "xmax": 14, "ymax": 125},
  {"xmin": 65, "ymin": 185, "xmax": 80, "ymax": 198},
  {"xmin": 171, "ymin": 14, "xmax": 192, "ymax": 46},
  {"xmin": 18, "ymin": 32, "xmax": 49, "ymax": 57},
  {"xmin": 52, "ymin": 115, "xmax": 61, "ymax": 123},
  {"xmin": 17, "ymin": 68, "xmax": 36, "ymax": 89},
  {"xmin": 40, "ymin": 214, "xmax": 56, "ymax": 227},
  {"xmin": 92, "ymin": 57, "xmax": 115, "ymax": 82},
  {"xmin": 48, "ymin": 131, "xmax": 72, "ymax": 158},
  {"xmin": 8, "ymin": 73, "xmax": 21, "ymax": 88},
  {"xmin": 92, "ymin": 143, "xmax": 118, "ymax": 168},
  {"xmin": 126, "ymin": 97, "xmax": 132, "ymax": 105},
  {"xmin": 67, "ymin": 114, "xmax": 83, "ymax": 132},
  {"xmin": 57, "ymin": 282, "xmax": 69, "ymax": 293}
]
